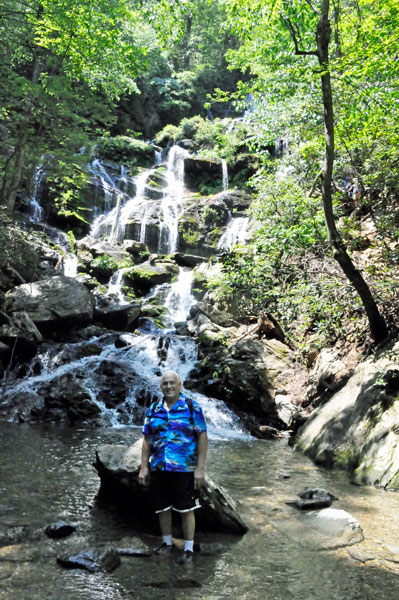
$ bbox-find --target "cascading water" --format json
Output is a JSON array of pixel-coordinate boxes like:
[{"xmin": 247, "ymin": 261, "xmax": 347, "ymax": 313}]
[
  {"xmin": 218, "ymin": 214, "xmax": 249, "ymax": 249},
  {"xmin": 221, "ymin": 159, "xmax": 229, "ymax": 191},
  {"xmin": 29, "ymin": 165, "xmax": 45, "ymax": 222},
  {"xmin": 2, "ymin": 143, "xmax": 248, "ymax": 440},
  {"xmin": 158, "ymin": 145, "xmax": 187, "ymax": 254}
]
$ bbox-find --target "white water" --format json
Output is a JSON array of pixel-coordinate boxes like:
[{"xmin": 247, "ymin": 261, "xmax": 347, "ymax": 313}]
[
  {"xmin": 221, "ymin": 159, "xmax": 229, "ymax": 191},
  {"xmin": 11, "ymin": 145, "xmax": 250, "ymax": 438},
  {"xmin": 163, "ymin": 267, "xmax": 196, "ymax": 326},
  {"xmin": 218, "ymin": 214, "xmax": 249, "ymax": 249},
  {"xmin": 158, "ymin": 145, "xmax": 187, "ymax": 253},
  {"xmin": 29, "ymin": 166, "xmax": 45, "ymax": 222},
  {"xmin": 107, "ymin": 268, "xmax": 128, "ymax": 303}
]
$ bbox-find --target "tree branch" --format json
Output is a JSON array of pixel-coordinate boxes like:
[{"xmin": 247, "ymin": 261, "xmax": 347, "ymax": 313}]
[
  {"xmin": 282, "ymin": 15, "xmax": 318, "ymax": 56},
  {"xmin": 304, "ymin": 0, "xmax": 320, "ymax": 15}
]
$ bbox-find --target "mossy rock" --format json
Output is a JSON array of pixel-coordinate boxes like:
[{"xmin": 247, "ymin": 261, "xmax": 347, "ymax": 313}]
[{"xmin": 97, "ymin": 136, "xmax": 154, "ymax": 168}]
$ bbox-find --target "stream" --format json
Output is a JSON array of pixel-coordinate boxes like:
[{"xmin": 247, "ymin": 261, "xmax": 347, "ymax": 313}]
[{"xmin": 1, "ymin": 423, "xmax": 399, "ymax": 599}]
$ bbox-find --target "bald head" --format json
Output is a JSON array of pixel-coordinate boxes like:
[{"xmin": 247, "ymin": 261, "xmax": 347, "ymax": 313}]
[{"xmin": 160, "ymin": 371, "xmax": 182, "ymax": 405}]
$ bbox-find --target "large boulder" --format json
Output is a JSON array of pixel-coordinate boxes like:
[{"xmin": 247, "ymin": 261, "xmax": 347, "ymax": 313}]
[
  {"xmin": 5, "ymin": 276, "xmax": 95, "ymax": 331},
  {"xmin": 123, "ymin": 260, "xmax": 178, "ymax": 294},
  {"xmin": 94, "ymin": 303, "xmax": 141, "ymax": 331},
  {"xmin": 93, "ymin": 441, "xmax": 248, "ymax": 535},
  {"xmin": 295, "ymin": 338, "xmax": 399, "ymax": 489}
]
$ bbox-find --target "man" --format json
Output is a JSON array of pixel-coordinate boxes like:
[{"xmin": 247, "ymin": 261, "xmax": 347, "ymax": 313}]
[{"xmin": 138, "ymin": 370, "xmax": 208, "ymax": 564}]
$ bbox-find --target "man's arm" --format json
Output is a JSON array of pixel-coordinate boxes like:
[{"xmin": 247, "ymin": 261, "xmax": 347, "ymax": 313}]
[
  {"xmin": 194, "ymin": 431, "xmax": 208, "ymax": 490},
  {"xmin": 138, "ymin": 434, "xmax": 151, "ymax": 486}
]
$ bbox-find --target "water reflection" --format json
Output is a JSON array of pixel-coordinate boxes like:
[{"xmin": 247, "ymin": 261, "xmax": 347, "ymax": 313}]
[{"xmin": 1, "ymin": 423, "xmax": 399, "ymax": 600}]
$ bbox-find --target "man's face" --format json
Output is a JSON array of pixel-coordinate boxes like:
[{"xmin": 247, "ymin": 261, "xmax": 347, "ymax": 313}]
[{"xmin": 160, "ymin": 372, "xmax": 181, "ymax": 402}]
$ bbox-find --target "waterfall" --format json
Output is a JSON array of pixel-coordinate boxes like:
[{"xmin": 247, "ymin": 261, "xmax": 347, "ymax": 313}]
[
  {"xmin": 218, "ymin": 214, "xmax": 249, "ymax": 249},
  {"xmin": 163, "ymin": 268, "xmax": 196, "ymax": 327},
  {"xmin": 158, "ymin": 145, "xmax": 187, "ymax": 254},
  {"xmin": 90, "ymin": 164, "xmax": 151, "ymax": 242},
  {"xmin": 221, "ymin": 159, "xmax": 229, "ymax": 191},
  {"xmin": 29, "ymin": 166, "xmax": 45, "ymax": 222},
  {"xmin": 107, "ymin": 268, "xmax": 128, "ymax": 303},
  {"xmin": 6, "ymin": 146, "xmax": 251, "ymax": 438}
]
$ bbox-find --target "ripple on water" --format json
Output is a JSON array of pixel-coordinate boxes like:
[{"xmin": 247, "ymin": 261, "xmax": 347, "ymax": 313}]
[{"xmin": 1, "ymin": 423, "xmax": 399, "ymax": 600}]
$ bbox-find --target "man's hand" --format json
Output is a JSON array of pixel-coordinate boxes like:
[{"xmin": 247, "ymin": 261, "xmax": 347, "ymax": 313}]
[
  {"xmin": 138, "ymin": 466, "xmax": 150, "ymax": 486},
  {"xmin": 194, "ymin": 465, "xmax": 205, "ymax": 490}
]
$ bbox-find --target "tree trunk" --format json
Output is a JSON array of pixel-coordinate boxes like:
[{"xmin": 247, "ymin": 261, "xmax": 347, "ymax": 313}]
[
  {"xmin": 4, "ymin": 51, "xmax": 42, "ymax": 214},
  {"xmin": 316, "ymin": 0, "xmax": 388, "ymax": 343}
]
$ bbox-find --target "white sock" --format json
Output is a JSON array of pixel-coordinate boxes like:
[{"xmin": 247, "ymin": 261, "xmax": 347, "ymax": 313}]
[
  {"xmin": 184, "ymin": 540, "xmax": 194, "ymax": 552},
  {"xmin": 163, "ymin": 535, "xmax": 172, "ymax": 546}
]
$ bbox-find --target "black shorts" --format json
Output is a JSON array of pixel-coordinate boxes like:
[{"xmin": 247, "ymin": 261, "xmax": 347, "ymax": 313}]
[{"xmin": 150, "ymin": 471, "xmax": 201, "ymax": 514}]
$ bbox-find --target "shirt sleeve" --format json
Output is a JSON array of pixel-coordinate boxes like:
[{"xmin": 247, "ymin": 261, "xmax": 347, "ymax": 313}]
[
  {"xmin": 192, "ymin": 400, "xmax": 207, "ymax": 433},
  {"xmin": 142, "ymin": 405, "xmax": 153, "ymax": 436}
]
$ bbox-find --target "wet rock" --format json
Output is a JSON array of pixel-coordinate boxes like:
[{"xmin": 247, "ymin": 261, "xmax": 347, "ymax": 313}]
[
  {"xmin": 286, "ymin": 498, "xmax": 333, "ymax": 510},
  {"xmin": 173, "ymin": 253, "xmax": 205, "ymax": 267},
  {"xmin": 347, "ymin": 548, "xmax": 375, "ymax": 562},
  {"xmin": 380, "ymin": 544, "xmax": 399, "ymax": 563},
  {"xmin": 94, "ymin": 303, "xmax": 141, "ymax": 331},
  {"xmin": 298, "ymin": 488, "xmax": 339, "ymax": 502},
  {"xmin": 273, "ymin": 507, "xmax": 363, "ymax": 550},
  {"xmin": 295, "ymin": 338, "xmax": 399, "ymax": 489},
  {"xmin": 45, "ymin": 522, "xmax": 77, "ymax": 539},
  {"xmin": 123, "ymin": 260, "xmax": 178, "ymax": 294},
  {"xmin": 5, "ymin": 276, "xmax": 95, "ymax": 332},
  {"xmin": 30, "ymin": 373, "xmax": 102, "ymax": 424},
  {"xmin": 57, "ymin": 548, "xmax": 121, "ymax": 572},
  {"xmin": 93, "ymin": 441, "xmax": 248, "ymax": 535},
  {"xmin": 115, "ymin": 536, "xmax": 151, "ymax": 557},
  {"xmin": 77, "ymin": 237, "xmax": 128, "ymax": 263},
  {"xmin": 286, "ymin": 488, "xmax": 338, "ymax": 510},
  {"xmin": 0, "ymin": 525, "xmax": 28, "ymax": 547}
]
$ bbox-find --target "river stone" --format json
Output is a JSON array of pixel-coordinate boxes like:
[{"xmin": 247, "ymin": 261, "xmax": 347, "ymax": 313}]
[
  {"xmin": 115, "ymin": 536, "xmax": 151, "ymax": 557},
  {"xmin": 380, "ymin": 544, "xmax": 399, "ymax": 563},
  {"xmin": 5, "ymin": 276, "xmax": 95, "ymax": 330},
  {"xmin": 272, "ymin": 507, "xmax": 363, "ymax": 550},
  {"xmin": 286, "ymin": 486, "xmax": 339, "ymax": 511},
  {"xmin": 45, "ymin": 522, "xmax": 77, "ymax": 539},
  {"xmin": 295, "ymin": 339, "xmax": 399, "ymax": 489},
  {"xmin": 93, "ymin": 441, "xmax": 248, "ymax": 535},
  {"xmin": 57, "ymin": 548, "xmax": 121, "ymax": 572},
  {"xmin": 347, "ymin": 548, "xmax": 375, "ymax": 563}
]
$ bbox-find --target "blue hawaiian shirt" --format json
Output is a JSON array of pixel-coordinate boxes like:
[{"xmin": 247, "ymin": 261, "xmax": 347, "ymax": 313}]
[{"xmin": 142, "ymin": 393, "xmax": 207, "ymax": 472}]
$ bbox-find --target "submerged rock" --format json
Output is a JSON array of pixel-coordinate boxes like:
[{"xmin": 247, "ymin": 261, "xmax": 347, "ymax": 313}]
[
  {"xmin": 93, "ymin": 441, "xmax": 248, "ymax": 535},
  {"xmin": 57, "ymin": 548, "xmax": 121, "ymax": 572},
  {"xmin": 45, "ymin": 522, "xmax": 77, "ymax": 539},
  {"xmin": 272, "ymin": 507, "xmax": 363, "ymax": 550}
]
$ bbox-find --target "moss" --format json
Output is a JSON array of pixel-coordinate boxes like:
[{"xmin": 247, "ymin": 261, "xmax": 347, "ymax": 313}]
[
  {"xmin": 182, "ymin": 227, "xmax": 200, "ymax": 245},
  {"xmin": 333, "ymin": 447, "xmax": 360, "ymax": 472}
]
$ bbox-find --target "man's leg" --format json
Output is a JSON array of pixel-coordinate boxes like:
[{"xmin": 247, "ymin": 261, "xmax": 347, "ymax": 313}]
[
  {"xmin": 158, "ymin": 508, "xmax": 172, "ymax": 537},
  {"xmin": 181, "ymin": 509, "xmax": 195, "ymax": 542}
]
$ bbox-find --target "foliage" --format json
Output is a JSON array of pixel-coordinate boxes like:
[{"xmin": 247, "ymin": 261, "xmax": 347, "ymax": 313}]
[
  {"xmin": 45, "ymin": 158, "xmax": 92, "ymax": 227},
  {"xmin": 91, "ymin": 254, "xmax": 119, "ymax": 276},
  {"xmin": 97, "ymin": 136, "xmax": 154, "ymax": 167},
  {"xmin": 0, "ymin": 0, "xmax": 148, "ymax": 213}
]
